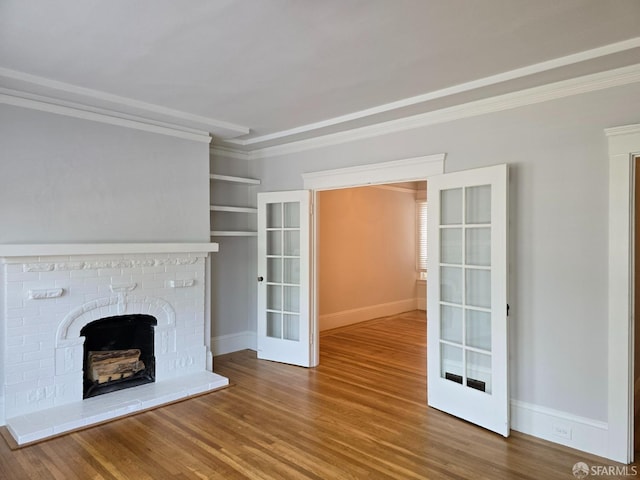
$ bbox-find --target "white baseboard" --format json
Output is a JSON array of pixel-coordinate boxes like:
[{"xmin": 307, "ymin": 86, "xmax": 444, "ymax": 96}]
[
  {"xmin": 511, "ymin": 399, "xmax": 609, "ymax": 459},
  {"xmin": 212, "ymin": 331, "xmax": 256, "ymax": 356},
  {"xmin": 320, "ymin": 298, "xmax": 418, "ymax": 331},
  {"xmin": 416, "ymin": 297, "xmax": 426, "ymax": 310}
]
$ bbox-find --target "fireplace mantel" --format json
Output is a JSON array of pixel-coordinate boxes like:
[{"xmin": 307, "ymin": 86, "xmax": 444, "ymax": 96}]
[{"xmin": 0, "ymin": 242, "xmax": 219, "ymax": 258}]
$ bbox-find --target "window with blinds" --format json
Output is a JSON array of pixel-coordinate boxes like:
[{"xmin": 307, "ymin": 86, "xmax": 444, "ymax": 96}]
[{"xmin": 417, "ymin": 200, "xmax": 427, "ymax": 277}]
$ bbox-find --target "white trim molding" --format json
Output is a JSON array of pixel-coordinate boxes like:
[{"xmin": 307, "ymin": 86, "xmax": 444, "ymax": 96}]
[
  {"xmin": 226, "ymin": 37, "xmax": 640, "ymax": 148},
  {"xmin": 0, "ymin": 67, "xmax": 249, "ymax": 140},
  {"xmin": 319, "ymin": 298, "xmax": 418, "ymax": 332},
  {"xmin": 212, "ymin": 331, "xmax": 257, "ymax": 356},
  {"xmin": 511, "ymin": 400, "xmax": 609, "ymax": 458},
  {"xmin": 0, "ymin": 90, "xmax": 213, "ymax": 144},
  {"xmin": 302, "ymin": 154, "xmax": 445, "ymax": 191},
  {"xmin": 216, "ymin": 62, "xmax": 640, "ymax": 160},
  {"xmin": 605, "ymin": 123, "xmax": 640, "ymax": 464},
  {"xmin": 0, "ymin": 243, "xmax": 219, "ymax": 258}
]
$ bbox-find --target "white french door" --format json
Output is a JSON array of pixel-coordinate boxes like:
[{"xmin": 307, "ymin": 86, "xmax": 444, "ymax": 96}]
[
  {"xmin": 256, "ymin": 190, "xmax": 314, "ymax": 367},
  {"xmin": 426, "ymin": 164, "xmax": 509, "ymax": 436}
]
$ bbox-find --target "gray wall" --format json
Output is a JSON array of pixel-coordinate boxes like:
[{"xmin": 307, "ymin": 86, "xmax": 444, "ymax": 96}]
[
  {"xmin": 0, "ymin": 104, "xmax": 210, "ymax": 243},
  {"xmin": 211, "ymin": 81, "xmax": 640, "ymax": 424}
]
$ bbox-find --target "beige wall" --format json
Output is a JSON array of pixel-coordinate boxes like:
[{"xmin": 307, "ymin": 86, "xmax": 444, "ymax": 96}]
[{"xmin": 318, "ymin": 185, "xmax": 418, "ymax": 330}]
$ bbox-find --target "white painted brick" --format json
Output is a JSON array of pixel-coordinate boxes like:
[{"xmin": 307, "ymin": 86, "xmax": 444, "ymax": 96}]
[
  {"xmin": 53, "ymin": 373, "xmax": 82, "ymax": 406},
  {"xmin": 5, "ymin": 372, "xmax": 24, "ymax": 385},
  {"xmin": 39, "ymin": 271, "xmax": 72, "ymax": 282},
  {"xmin": 175, "ymin": 271, "xmax": 197, "ymax": 281},
  {"xmin": 24, "ymin": 348, "xmax": 53, "ymax": 362},
  {"xmin": 8, "ymin": 325, "xmax": 42, "ymax": 338},
  {"xmin": 24, "ymin": 366, "xmax": 54, "ymax": 382},
  {"xmin": 141, "ymin": 279, "xmax": 164, "ymax": 290},
  {"xmin": 82, "ymin": 293, "xmax": 102, "ymax": 302},
  {"xmin": 6, "ymin": 271, "xmax": 37, "ymax": 282},
  {"xmin": 142, "ymin": 265, "xmax": 167, "ymax": 274},
  {"xmin": 35, "ymin": 367, "xmax": 55, "ymax": 382},
  {"xmin": 6, "ymin": 264, "xmax": 25, "ymax": 275},
  {"xmin": 23, "ymin": 326, "xmax": 51, "ymax": 339},
  {"xmin": 69, "ymin": 268, "xmax": 98, "ymax": 279},
  {"xmin": 5, "ymin": 381, "xmax": 39, "ymax": 398},
  {"xmin": 153, "ymin": 275, "xmax": 174, "ymax": 286},
  {"xmin": 7, "ymin": 336, "xmax": 24, "ymax": 347},
  {"xmin": 7, "ymin": 342, "xmax": 41, "ymax": 356},
  {"xmin": 81, "ymin": 277, "xmax": 102, "ymax": 287},
  {"xmin": 5, "ymin": 360, "xmax": 41, "ymax": 373},
  {"xmin": 66, "ymin": 284, "xmax": 98, "ymax": 296},
  {"xmin": 21, "ymin": 280, "xmax": 50, "ymax": 290},
  {"xmin": 6, "ymin": 317, "xmax": 24, "ymax": 328},
  {"xmin": 55, "ymin": 345, "xmax": 83, "ymax": 375},
  {"xmin": 165, "ymin": 265, "xmax": 188, "ymax": 274},
  {"xmin": 96, "ymin": 287, "xmax": 113, "ymax": 298},
  {"xmin": 23, "ymin": 316, "xmax": 55, "ymax": 328},
  {"xmin": 97, "ymin": 268, "xmax": 123, "ymax": 277},
  {"xmin": 1, "ymin": 250, "xmax": 216, "ymax": 429},
  {"xmin": 7, "ymin": 306, "xmax": 41, "ymax": 319}
]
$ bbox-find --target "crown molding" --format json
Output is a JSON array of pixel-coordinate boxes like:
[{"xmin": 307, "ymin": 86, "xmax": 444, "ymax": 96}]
[
  {"xmin": 0, "ymin": 89, "xmax": 213, "ymax": 143},
  {"xmin": 0, "ymin": 67, "xmax": 249, "ymax": 139},
  {"xmin": 605, "ymin": 123, "xmax": 640, "ymax": 137},
  {"xmin": 225, "ymin": 62, "xmax": 640, "ymax": 160},
  {"xmin": 210, "ymin": 144, "xmax": 252, "ymax": 160},
  {"xmin": 226, "ymin": 37, "xmax": 640, "ymax": 148}
]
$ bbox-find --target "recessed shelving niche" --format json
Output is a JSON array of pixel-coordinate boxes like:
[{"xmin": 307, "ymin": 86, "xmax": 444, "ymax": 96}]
[{"xmin": 210, "ymin": 174, "xmax": 260, "ymax": 238}]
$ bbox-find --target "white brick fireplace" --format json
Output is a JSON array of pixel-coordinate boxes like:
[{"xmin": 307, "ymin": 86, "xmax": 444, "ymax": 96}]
[{"xmin": 0, "ymin": 243, "xmax": 229, "ymax": 445}]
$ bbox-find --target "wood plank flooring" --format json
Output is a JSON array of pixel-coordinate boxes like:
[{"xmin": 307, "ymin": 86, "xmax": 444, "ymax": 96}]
[{"xmin": 0, "ymin": 310, "xmax": 633, "ymax": 479}]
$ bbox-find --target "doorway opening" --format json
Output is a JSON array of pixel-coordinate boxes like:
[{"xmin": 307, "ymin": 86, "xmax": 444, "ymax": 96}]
[
  {"xmin": 316, "ymin": 182, "xmax": 427, "ymax": 364},
  {"xmin": 301, "ymin": 154, "xmax": 445, "ymax": 368}
]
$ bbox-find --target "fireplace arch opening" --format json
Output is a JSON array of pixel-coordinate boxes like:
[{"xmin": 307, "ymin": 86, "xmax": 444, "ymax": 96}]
[{"xmin": 81, "ymin": 314, "xmax": 158, "ymax": 399}]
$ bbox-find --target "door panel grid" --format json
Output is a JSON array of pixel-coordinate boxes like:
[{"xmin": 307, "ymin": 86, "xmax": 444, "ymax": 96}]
[
  {"xmin": 439, "ymin": 184, "xmax": 493, "ymax": 394},
  {"xmin": 266, "ymin": 202, "xmax": 301, "ymax": 341},
  {"xmin": 427, "ymin": 164, "xmax": 508, "ymax": 436}
]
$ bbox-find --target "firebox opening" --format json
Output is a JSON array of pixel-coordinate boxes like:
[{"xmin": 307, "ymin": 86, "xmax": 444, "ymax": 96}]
[{"xmin": 81, "ymin": 314, "xmax": 158, "ymax": 399}]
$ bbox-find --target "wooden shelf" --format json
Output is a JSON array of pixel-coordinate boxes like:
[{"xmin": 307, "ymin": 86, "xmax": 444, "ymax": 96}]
[
  {"xmin": 210, "ymin": 172, "xmax": 260, "ymax": 239},
  {"xmin": 210, "ymin": 231, "xmax": 258, "ymax": 237},
  {"xmin": 210, "ymin": 174, "xmax": 260, "ymax": 185},
  {"xmin": 210, "ymin": 205, "xmax": 257, "ymax": 213}
]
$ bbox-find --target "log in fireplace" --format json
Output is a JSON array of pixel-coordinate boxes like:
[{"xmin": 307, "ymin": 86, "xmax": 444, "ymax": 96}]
[{"xmin": 81, "ymin": 314, "xmax": 158, "ymax": 399}]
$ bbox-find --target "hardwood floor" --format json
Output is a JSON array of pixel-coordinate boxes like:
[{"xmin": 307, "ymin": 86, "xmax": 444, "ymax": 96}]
[{"xmin": 0, "ymin": 310, "xmax": 632, "ymax": 479}]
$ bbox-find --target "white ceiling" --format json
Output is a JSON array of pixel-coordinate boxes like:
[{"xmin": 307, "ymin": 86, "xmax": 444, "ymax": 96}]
[{"xmin": 1, "ymin": 0, "xmax": 639, "ymax": 147}]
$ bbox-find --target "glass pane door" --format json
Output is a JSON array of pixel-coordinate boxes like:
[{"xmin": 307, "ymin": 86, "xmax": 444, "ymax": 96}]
[
  {"xmin": 257, "ymin": 190, "xmax": 312, "ymax": 367},
  {"xmin": 439, "ymin": 184, "xmax": 493, "ymax": 394},
  {"xmin": 266, "ymin": 202, "xmax": 301, "ymax": 342},
  {"xmin": 426, "ymin": 164, "xmax": 508, "ymax": 437}
]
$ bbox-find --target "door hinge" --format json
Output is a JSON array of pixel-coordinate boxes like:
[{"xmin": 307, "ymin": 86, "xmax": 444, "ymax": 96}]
[{"xmin": 507, "ymin": 304, "xmax": 510, "ymax": 316}]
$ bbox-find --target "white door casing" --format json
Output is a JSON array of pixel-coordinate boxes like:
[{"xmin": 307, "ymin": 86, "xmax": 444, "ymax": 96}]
[
  {"xmin": 427, "ymin": 164, "xmax": 509, "ymax": 436},
  {"xmin": 606, "ymin": 124, "xmax": 640, "ymax": 464}
]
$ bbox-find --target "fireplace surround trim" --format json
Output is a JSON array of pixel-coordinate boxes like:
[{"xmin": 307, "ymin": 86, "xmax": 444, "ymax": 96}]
[{"xmin": 0, "ymin": 242, "xmax": 228, "ymax": 444}]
